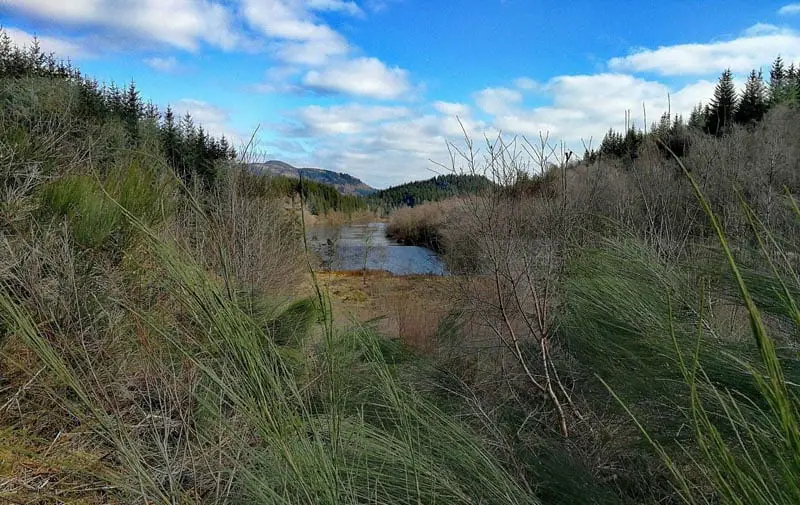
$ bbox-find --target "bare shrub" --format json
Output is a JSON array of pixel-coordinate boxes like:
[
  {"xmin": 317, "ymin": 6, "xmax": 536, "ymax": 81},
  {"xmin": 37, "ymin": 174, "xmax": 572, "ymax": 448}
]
[
  {"xmin": 386, "ymin": 200, "xmax": 455, "ymax": 251},
  {"xmin": 438, "ymin": 134, "xmax": 581, "ymax": 437},
  {"xmin": 171, "ymin": 167, "xmax": 305, "ymax": 295}
]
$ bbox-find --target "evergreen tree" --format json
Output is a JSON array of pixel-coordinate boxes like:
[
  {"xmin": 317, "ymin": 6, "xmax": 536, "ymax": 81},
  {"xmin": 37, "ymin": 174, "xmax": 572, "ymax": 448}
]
[
  {"xmin": 106, "ymin": 81, "xmax": 124, "ymax": 116},
  {"xmin": 769, "ymin": 56, "xmax": 788, "ymax": 103},
  {"xmin": 161, "ymin": 106, "xmax": 182, "ymax": 176},
  {"xmin": 735, "ymin": 70, "xmax": 768, "ymax": 125},
  {"xmin": 786, "ymin": 63, "xmax": 800, "ymax": 104},
  {"xmin": 688, "ymin": 103, "xmax": 706, "ymax": 130},
  {"xmin": 706, "ymin": 68, "xmax": 738, "ymax": 135},
  {"xmin": 143, "ymin": 100, "xmax": 160, "ymax": 122},
  {"xmin": 652, "ymin": 111, "xmax": 672, "ymax": 138},
  {"xmin": 78, "ymin": 78, "xmax": 107, "ymax": 119},
  {"xmin": 123, "ymin": 81, "xmax": 143, "ymax": 144},
  {"xmin": 194, "ymin": 125, "xmax": 216, "ymax": 187},
  {"xmin": 599, "ymin": 128, "xmax": 624, "ymax": 157}
]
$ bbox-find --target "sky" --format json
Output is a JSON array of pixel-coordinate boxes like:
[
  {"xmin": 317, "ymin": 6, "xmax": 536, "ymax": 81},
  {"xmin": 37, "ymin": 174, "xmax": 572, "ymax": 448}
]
[{"xmin": 1, "ymin": 1, "xmax": 800, "ymax": 188}]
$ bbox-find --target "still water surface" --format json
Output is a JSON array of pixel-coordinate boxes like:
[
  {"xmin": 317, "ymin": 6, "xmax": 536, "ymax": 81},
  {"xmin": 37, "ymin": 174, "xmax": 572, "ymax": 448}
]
[{"xmin": 307, "ymin": 222, "xmax": 447, "ymax": 276}]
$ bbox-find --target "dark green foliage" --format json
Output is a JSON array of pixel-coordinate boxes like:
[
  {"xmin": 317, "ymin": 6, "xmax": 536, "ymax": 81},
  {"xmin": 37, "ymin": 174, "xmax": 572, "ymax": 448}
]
[
  {"xmin": 372, "ymin": 174, "xmax": 493, "ymax": 209},
  {"xmin": 595, "ymin": 60, "xmax": 796, "ymax": 165},
  {"xmin": 706, "ymin": 68, "xmax": 738, "ymax": 135},
  {"xmin": 688, "ymin": 103, "xmax": 706, "ymax": 130},
  {"xmin": 40, "ymin": 159, "xmax": 172, "ymax": 249},
  {"xmin": 599, "ymin": 126, "xmax": 644, "ymax": 160},
  {"xmin": 238, "ymin": 170, "xmax": 368, "ymax": 215},
  {"xmin": 295, "ymin": 176, "xmax": 367, "ymax": 214},
  {"xmin": 0, "ymin": 28, "xmax": 234, "ymax": 189},
  {"xmin": 770, "ymin": 55, "xmax": 788, "ymax": 104},
  {"xmin": 735, "ymin": 70, "xmax": 768, "ymax": 125},
  {"xmin": 766, "ymin": 56, "xmax": 800, "ymax": 105},
  {"xmin": 249, "ymin": 161, "xmax": 375, "ymax": 196}
]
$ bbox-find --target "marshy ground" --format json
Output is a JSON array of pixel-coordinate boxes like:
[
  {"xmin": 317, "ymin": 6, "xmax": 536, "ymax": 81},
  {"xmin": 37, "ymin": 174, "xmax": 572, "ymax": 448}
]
[{"xmin": 315, "ymin": 270, "xmax": 451, "ymax": 353}]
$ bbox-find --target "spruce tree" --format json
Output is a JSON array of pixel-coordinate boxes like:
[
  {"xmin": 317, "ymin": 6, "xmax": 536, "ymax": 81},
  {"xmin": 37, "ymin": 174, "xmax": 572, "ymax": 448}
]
[
  {"xmin": 787, "ymin": 63, "xmax": 799, "ymax": 104},
  {"xmin": 123, "ymin": 81, "xmax": 142, "ymax": 144},
  {"xmin": 735, "ymin": 70, "xmax": 767, "ymax": 125},
  {"xmin": 706, "ymin": 68, "xmax": 738, "ymax": 135},
  {"xmin": 769, "ymin": 55, "xmax": 787, "ymax": 103},
  {"xmin": 688, "ymin": 103, "xmax": 706, "ymax": 130}
]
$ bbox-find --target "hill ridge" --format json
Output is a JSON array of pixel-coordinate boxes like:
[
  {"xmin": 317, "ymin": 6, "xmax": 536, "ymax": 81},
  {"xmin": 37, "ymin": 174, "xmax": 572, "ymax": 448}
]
[{"xmin": 248, "ymin": 160, "xmax": 375, "ymax": 196}]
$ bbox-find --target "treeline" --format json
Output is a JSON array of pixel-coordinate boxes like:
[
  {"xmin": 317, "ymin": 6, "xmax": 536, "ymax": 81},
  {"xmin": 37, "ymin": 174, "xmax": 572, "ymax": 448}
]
[
  {"xmin": 371, "ymin": 174, "xmax": 493, "ymax": 208},
  {"xmin": 591, "ymin": 55, "xmax": 800, "ymax": 162},
  {"xmin": 237, "ymin": 171, "xmax": 368, "ymax": 215},
  {"xmin": 0, "ymin": 29, "xmax": 235, "ymax": 188}
]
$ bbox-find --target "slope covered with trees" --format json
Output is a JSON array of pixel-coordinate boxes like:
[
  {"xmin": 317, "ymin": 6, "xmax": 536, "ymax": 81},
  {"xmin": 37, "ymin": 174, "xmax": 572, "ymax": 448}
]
[
  {"xmin": 0, "ymin": 29, "xmax": 235, "ymax": 189},
  {"xmin": 240, "ymin": 171, "xmax": 369, "ymax": 215},
  {"xmin": 249, "ymin": 160, "xmax": 376, "ymax": 196},
  {"xmin": 371, "ymin": 173, "xmax": 494, "ymax": 208},
  {"xmin": 591, "ymin": 55, "xmax": 800, "ymax": 162}
]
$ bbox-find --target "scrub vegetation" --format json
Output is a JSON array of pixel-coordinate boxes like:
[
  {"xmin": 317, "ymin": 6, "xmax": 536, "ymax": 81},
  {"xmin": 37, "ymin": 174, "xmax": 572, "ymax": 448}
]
[{"xmin": 1, "ymin": 30, "xmax": 799, "ymax": 505}]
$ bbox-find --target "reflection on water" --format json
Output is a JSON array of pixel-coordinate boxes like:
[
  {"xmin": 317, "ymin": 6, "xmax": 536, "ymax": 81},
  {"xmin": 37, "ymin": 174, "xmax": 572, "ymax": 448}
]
[{"xmin": 307, "ymin": 222, "xmax": 447, "ymax": 276}]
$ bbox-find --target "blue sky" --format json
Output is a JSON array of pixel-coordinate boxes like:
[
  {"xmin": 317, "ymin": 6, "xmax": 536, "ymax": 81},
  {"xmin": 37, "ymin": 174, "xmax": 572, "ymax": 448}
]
[{"xmin": 2, "ymin": 1, "xmax": 800, "ymax": 187}]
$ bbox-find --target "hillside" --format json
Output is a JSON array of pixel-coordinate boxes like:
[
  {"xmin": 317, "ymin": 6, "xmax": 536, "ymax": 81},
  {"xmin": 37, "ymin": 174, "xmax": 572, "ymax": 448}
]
[
  {"xmin": 372, "ymin": 173, "xmax": 494, "ymax": 208},
  {"xmin": 248, "ymin": 160, "xmax": 376, "ymax": 196}
]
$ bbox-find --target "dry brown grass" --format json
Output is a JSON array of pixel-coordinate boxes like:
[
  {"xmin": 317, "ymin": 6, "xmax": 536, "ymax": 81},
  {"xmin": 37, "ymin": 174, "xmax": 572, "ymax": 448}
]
[
  {"xmin": 171, "ymin": 168, "xmax": 306, "ymax": 295},
  {"xmin": 386, "ymin": 200, "xmax": 461, "ymax": 252},
  {"xmin": 316, "ymin": 271, "xmax": 452, "ymax": 352}
]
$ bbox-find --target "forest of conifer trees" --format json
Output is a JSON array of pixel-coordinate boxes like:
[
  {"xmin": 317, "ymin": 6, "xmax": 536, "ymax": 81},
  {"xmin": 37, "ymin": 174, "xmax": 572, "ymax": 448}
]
[
  {"xmin": 594, "ymin": 56, "xmax": 800, "ymax": 162},
  {"xmin": 0, "ymin": 29, "xmax": 236, "ymax": 189}
]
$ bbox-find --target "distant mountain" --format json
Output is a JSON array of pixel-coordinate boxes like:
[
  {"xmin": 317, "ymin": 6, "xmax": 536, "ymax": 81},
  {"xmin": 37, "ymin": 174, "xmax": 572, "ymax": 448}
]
[
  {"xmin": 372, "ymin": 174, "xmax": 495, "ymax": 208},
  {"xmin": 248, "ymin": 160, "xmax": 375, "ymax": 196}
]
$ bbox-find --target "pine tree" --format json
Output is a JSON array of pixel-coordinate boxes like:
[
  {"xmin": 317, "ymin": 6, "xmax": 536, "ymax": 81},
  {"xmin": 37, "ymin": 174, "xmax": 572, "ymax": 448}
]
[
  {"xmin": 143, "ymin": 100, "xmax": 159, "ymax": 121},
  {"xmin": 123, "ymin": 81, "xmax": 143, "ymax": 144},
  {"xmin": 653, "ymin": 111, "xmax": 672, "ymax": 138},
  {"xmin": 27, "ymin": 36, "xmax": 46, "ymax": 75},
  {"xmin": 161, "ymin": 106, "xmax": 183, "ymax": 178},
  {"xmin": 106, "ymin": 82, "xmax": 124, "ymax": 116},
  {"xmin": 688, "ymin": 103, "xmax": 706, "ymax": 130},
  {"xmin": 787, "ymin": 63, "xmax": 800, "ymax": 104},
  {"xmin": 769, "ymin": 56, "xmax": 787, "ymax": 104},
  {"xmin": 706, "ymin": 68, "xmax": 738, "ymax": 135},
  {"xmin": 735, "ymin": 70, "xmax": 767, "ymax": 125}
]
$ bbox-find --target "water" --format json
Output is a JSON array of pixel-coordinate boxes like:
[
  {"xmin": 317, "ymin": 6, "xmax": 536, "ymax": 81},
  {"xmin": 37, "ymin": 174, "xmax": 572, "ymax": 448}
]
[{"xmin": 307, "ymin": 222, "xmax": 447, "ymax": 276}]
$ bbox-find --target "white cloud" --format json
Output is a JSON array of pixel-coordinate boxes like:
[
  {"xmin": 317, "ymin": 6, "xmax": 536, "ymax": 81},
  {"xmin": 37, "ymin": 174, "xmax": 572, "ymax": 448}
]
[
  {"xmin": 3, "ymin": 27, "xmax": 89, "ymax": 58},
  {"xmin": 433, "ymin": 101, "xmax": 471, "ymax": 117},
  {"xmin": 172, "ymin": 98, "xmax": 248, "ymax": 146},
  {"xmin": 277, "ymin": 37, "xmax": 350, "ymax": 66},
  {"xmin": 306, "ymin": 0, "xmax": 364, "ymax": 16},
  {"xmin": 513, "ymin": 77, "xmax": 540, "ymax": 91},
  {"xmin": 474, "ymin": 87, "xmax": 523, "ymax": 116},
  {"xmin": 489, "ymin": 73, "xmax": 718, "ymax": 143},
  {"xmin": 743, "ymin": 23, "xmax": 783, "ymax": 36},
  {"xmin": 240, "ymin": 0, "xmax": 414, "ymax": 98},
  {"xmin": 609, "ymin": 25, "xmax": 800, "ymax": 75},
  {"xmin": 294, "ymin": 103, "xmax": 411, "ymax": 135},
  {"xmin": 280, "ymin": 69, "xmax": 733, "ymax": 187},
  {"xmin": 2, "ymin": 0, "xmax": 242, "ymax": 51},
  {"xmin": 144, "ymin": 56, "xmax": 179, "ymax": 73},
  {"xmin": 279, "ymin": 101, "xmax": 495, "ymax": 187},
  {"xmin": 302, "ymin": 57, "xmax": 411, "ymax": 99},
  {"xmin": 8, "ymin": 0, "xmax": 415, "ymax": 101},
  {"xmin": 242, "ymin": 0, "xmax": 352, "ymax": 65},
  {"xmin": 778, "ymin": 3, "xmax": 800, "ymax": 15}
]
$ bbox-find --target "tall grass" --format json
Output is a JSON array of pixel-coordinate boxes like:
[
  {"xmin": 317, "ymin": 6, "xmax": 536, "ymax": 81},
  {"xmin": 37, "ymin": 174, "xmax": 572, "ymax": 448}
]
[
  {"xmin": 594, "ymin": 149, "xmax": 800, "ymax": 505},
  {"xmin": 1, "ymin": 166, "xmax": 539, "ymax": 504},
  {"xmin": 4, "ymin": 67, "xmax": 800, "ymax": 505}
]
